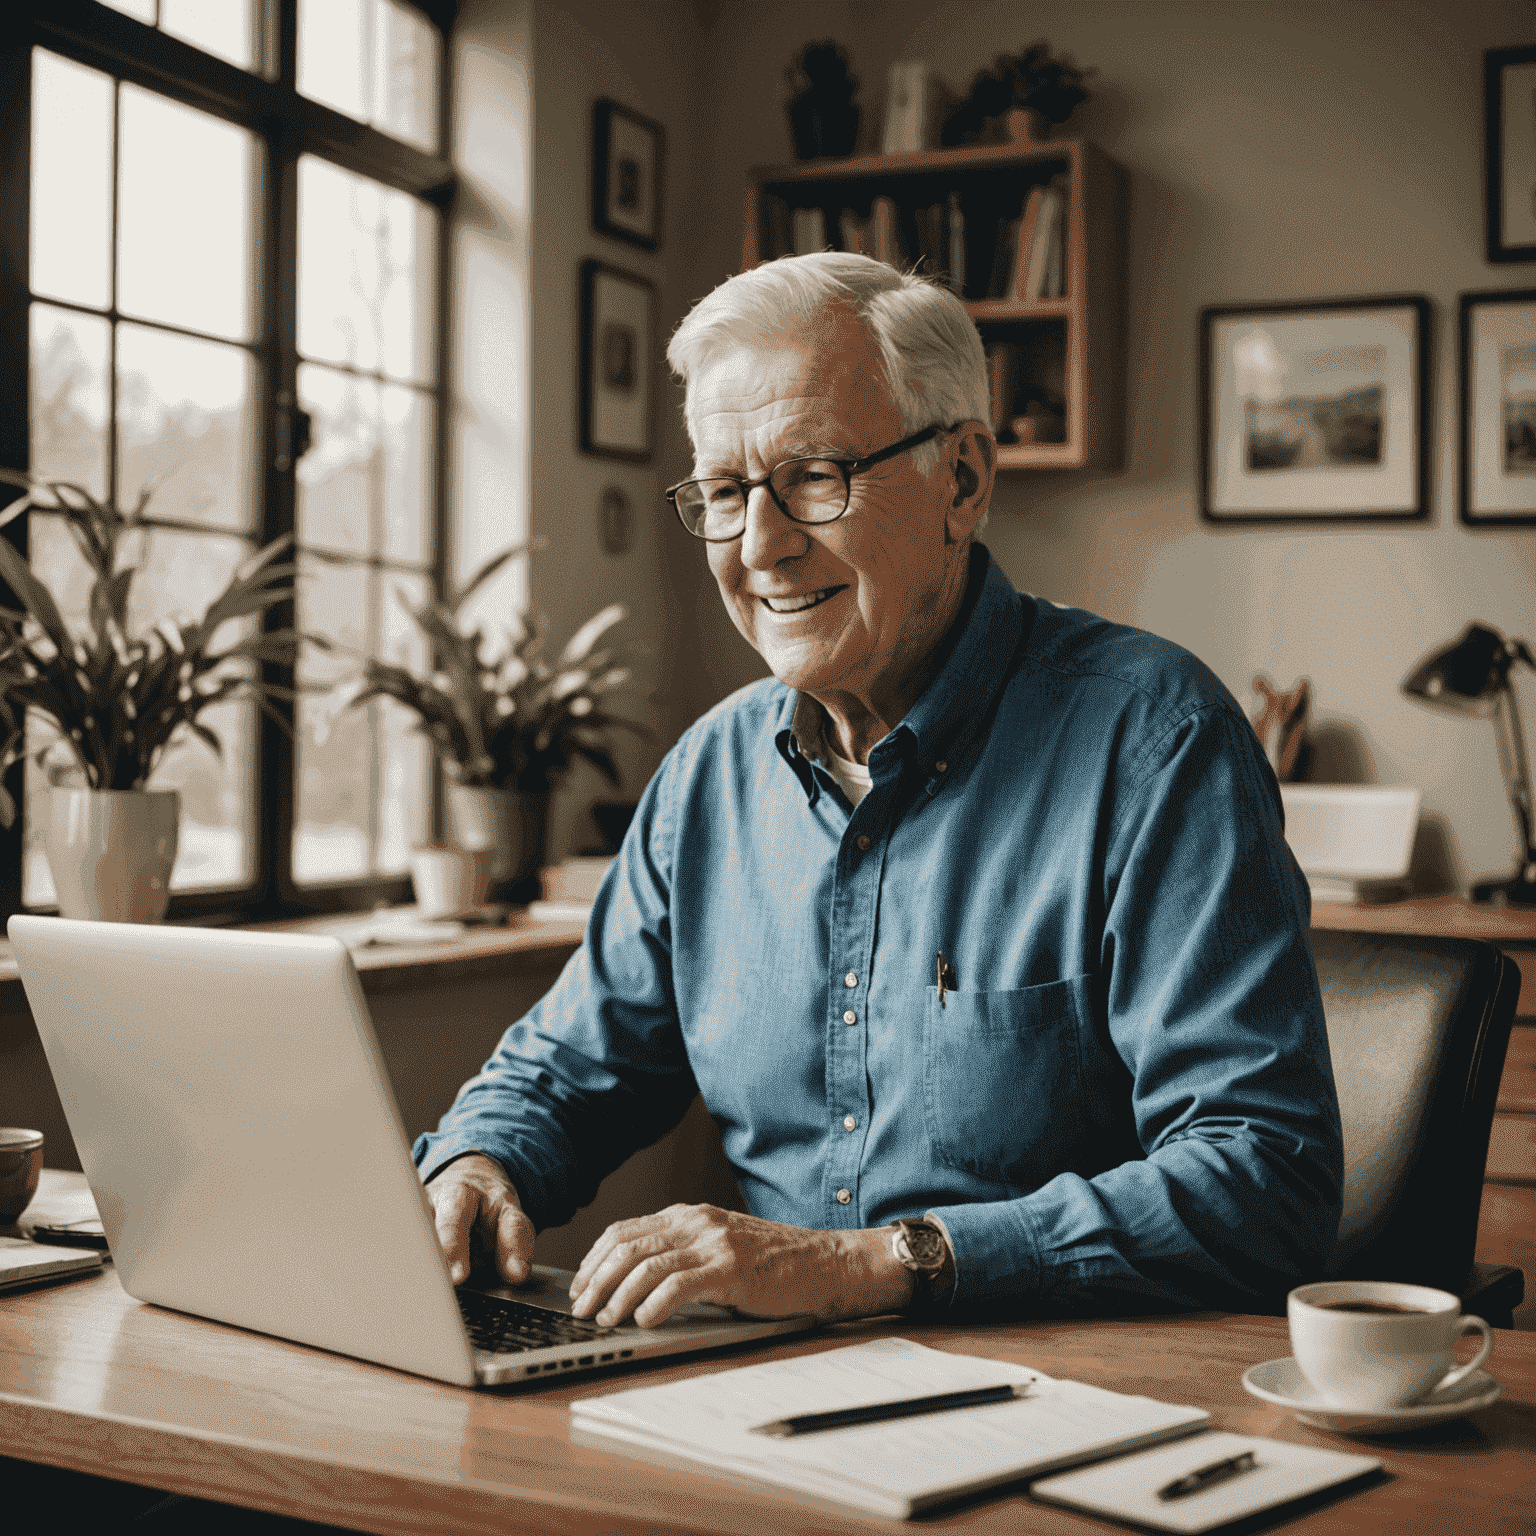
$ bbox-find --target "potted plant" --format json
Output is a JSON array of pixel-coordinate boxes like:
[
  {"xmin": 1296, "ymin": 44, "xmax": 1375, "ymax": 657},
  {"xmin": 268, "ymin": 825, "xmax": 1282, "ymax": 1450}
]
[
  {"xmin": 940, "ymin": 42, "xmax": 1094, "ymax": 147},
  {"xmin": 327, "ymin": 545, "xmax": 648, "ymax": 903},
  {"xmin": 0, "ymin": 473, "xmax": 313, "ymax": 921}
]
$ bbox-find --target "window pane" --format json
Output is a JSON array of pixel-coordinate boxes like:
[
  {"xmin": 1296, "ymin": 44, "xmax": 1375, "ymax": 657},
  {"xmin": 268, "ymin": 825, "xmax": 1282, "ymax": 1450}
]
[
  {"xmin": 98, "ymin": 0, "xmax": 156, "ymax": 22},
  {"xmin": 297, "ymin": 156, "xmax": 437, "ymax": 382},
  {"xmin": 161, "ymin": 0, "xmax": 258, "ymax": 72},
  {"xmin": 374, "ymin": 0, "xmax": 439, "ymax": 152},
  {"xmin": 298, "ymin": 0, "xmax": 368, "ymax": 121},
  {"xmin": 30, "ymin": 305, "xmax": 110, "ymax": 499},
  {"xmin": 118, "ymin": 84, "xmax": 255, "ymax": 342},
  {"xmin": 118, "ymin": 323, "xmax": 257, "ymax": 531},
  {"xmin": 377, "ymin": 569, "xmax": 430, "ymax": 870},
  {"xmin": 19, "ymin": 517, "xmax": 257, "ymax": 903},
  {"xmin": 296, "ymin": 366, "xmax": 378, "ymax": 556},
  {"xmin": 381, "ymin": 384, "xmax": 432, "ymax": 562},
  {"xmin": 31, "ymin": 51, "xmax": 114, "ymax": 310},
  {"xmin": 295, "ymin": 555, "xmax": 369, "ymax": 883}
]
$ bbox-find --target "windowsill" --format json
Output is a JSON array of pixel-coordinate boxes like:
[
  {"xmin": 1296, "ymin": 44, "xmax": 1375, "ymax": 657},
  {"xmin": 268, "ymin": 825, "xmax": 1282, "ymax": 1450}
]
[{"xmin": 0, "ymin": 905, "xmax": 591, "ymax": 1001}]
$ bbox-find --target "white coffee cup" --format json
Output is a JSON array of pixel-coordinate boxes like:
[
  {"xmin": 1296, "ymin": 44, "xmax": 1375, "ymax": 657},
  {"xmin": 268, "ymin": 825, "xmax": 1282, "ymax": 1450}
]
[
  {"xmin": 409, "ymin": 844, "xmax": 491, "ymax": 918},
  {"xmin": 1288, "ymin": 1280, "xmax": 1494, "ymax": 1411}
]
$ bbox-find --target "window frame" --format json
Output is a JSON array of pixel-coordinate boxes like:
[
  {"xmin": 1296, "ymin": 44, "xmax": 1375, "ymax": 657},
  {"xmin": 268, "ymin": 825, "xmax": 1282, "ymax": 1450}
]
[{"xmin": 0, "ymin": 0, "xmax": 457, "ymax": 921}]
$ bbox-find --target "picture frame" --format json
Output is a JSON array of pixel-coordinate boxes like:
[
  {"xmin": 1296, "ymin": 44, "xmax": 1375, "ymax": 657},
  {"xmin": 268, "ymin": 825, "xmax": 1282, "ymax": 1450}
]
[
  {"xmin": 592, "ymin": 98, "xmax": 664, "ymax": 252},
  {"xmin": 580, "ymin": 260, "xmax": 655, "ymax": 463},
  {"xmin": 1199, "ymin": 296, "xmax": 1429, "ymax": 524},
  {"xmin": 1485, "ymin": 45, "xmax": 1536, "ymax": 264},
  {"xmin": 1460, "ymin": 288, "xmax": 1536, "ymax": 525}
]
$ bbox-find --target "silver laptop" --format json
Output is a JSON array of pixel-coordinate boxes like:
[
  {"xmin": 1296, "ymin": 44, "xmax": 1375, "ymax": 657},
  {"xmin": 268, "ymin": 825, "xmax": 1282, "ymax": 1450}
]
[{"xmin": 8, "ymin": 915, "xmax": 813, "ymax": 1387}]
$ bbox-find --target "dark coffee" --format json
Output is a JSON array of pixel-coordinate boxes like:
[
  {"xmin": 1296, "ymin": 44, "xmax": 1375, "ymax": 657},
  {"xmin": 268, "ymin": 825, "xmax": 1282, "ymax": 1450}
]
[{"xmin": 1313, "ymin": 1300, "xmax": 1432, "ymax": 1315}]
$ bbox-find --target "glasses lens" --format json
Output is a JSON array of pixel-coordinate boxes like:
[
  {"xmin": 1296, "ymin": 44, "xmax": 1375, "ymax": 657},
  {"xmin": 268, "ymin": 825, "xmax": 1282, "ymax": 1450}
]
[
  {"xmin": 770, "ymin": 459, "xmax": 848, "ymax": 523},
  {"xmin": 676, "ymin": 479, "xmax": 745, "ymax": 539}
]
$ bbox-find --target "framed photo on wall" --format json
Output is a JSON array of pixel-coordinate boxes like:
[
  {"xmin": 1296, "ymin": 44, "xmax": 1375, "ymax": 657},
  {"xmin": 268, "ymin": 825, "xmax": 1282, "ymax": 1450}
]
[
  {"xmin": 1485, "ymin": 45, "xmax": 1536, "ymax": 263},
  {"xmin": 581, "ymin": 260, "xmax": 655, "ymax": 463},
  {"xmin": 592, "ymin": 98, "xmax": 664, "ymax": 251},
  {"xmin": 1199, "ymin": 296, "xmax": 1429, "ymax": 524},
  {"xmin": 1461, "ymin": 288, "xmax": 1536, "ymax": 525}
]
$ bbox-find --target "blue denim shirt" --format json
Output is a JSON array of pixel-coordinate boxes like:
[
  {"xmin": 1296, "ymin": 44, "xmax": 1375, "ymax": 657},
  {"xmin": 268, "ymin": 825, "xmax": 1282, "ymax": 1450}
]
[{"xmin": 416, "ymin": 546, "xmax": 1343, "ymax": 1313}]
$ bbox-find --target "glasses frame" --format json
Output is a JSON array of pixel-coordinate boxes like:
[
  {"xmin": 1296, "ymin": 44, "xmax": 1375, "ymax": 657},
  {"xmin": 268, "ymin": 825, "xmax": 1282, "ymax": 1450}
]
[{"xmin": 666, "ymin": 423, "xmax": 957, "ymax": 542}]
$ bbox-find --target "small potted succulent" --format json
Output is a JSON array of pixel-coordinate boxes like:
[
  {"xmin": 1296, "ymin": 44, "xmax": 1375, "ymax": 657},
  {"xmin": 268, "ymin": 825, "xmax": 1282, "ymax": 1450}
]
[
  {"xmin": 785, "ymin": 40, "xmax": 861, "ymax": 160},
  {"xmin": 328, "ymin": 544, "xmax": 648, "ymax": 902},
  {"xmin": 941, "ymin": 41, "xmax": 1094, "ymax": 147},
  {"xmin": 0, "ymin": 472, "xmax": 312, "ymax": 921}
]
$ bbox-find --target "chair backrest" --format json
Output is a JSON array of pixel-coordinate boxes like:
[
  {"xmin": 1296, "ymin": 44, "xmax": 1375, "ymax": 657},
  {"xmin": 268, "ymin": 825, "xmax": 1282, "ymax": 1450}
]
[{"xmin": 1311, "ymin": 928, "xmax": 1520, "ymax": 1291}]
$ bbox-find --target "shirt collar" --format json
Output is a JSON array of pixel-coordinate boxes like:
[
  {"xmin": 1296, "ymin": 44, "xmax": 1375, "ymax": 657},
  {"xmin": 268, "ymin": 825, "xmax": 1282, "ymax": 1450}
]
[{"xmin": 773, "ymin": 543, "xmax": 1028, "ymax": 803}]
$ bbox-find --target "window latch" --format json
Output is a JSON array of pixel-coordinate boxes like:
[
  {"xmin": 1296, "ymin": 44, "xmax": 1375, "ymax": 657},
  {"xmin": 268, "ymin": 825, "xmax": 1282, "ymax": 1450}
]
[{"xmin": 273, "ymin": 393, "xmax": 314, "ymax": 471}]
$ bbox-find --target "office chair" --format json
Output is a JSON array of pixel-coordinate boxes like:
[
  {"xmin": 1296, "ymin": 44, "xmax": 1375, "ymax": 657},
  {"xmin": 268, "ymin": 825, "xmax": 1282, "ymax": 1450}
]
[{"xmin": 1311, "ymin": 928, "xmax": 1524, "ymax": 1327}]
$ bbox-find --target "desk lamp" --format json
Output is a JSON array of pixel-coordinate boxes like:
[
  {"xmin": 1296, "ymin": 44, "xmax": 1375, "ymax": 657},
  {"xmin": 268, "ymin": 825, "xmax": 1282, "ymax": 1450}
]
[{"xmin": 1402, "ymin": 622, "xmax": 1536, "ymax": 904}]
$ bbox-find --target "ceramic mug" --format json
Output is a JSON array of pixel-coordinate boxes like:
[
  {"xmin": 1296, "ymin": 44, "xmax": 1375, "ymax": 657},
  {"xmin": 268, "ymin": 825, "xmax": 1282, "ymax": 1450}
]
[
  {"xmin": 1289, "ymin": 1280, "xmax": 1494, "ymax": 1410},
  {"xmin": 409, "ymin": 844, "xmax": 490, "ymax": 918},
  {"xmin": 0, "ymin": 1128, "xmax": 44, "ymax": 1223}
]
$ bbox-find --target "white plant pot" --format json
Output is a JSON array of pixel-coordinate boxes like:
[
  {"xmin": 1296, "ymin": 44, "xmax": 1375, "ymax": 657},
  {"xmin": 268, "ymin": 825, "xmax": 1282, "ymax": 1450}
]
[
  {"xmin": 44, "ymin": 788, "xmax": 180, "ymax": 923},
  {"xmin": 444, "ymin": 785, "xmax": 549, "ymax": 898}
]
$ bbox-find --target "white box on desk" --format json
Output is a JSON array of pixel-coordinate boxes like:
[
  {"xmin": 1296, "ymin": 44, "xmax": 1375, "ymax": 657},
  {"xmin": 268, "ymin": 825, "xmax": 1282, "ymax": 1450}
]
[{"xmin": 1279, "ymin": 785, "xmax": 1421, "ymax": 904}]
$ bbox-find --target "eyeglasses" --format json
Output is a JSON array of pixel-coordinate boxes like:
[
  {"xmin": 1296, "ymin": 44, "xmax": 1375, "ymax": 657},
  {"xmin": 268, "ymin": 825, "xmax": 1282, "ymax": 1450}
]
[{"xmin": 666, "ymin": 424, "xmax": 957, "ymax": 542}]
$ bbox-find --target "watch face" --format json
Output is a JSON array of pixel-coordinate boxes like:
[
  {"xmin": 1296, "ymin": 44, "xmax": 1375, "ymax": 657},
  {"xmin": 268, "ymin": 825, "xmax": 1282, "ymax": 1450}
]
[{"xmin": 898, "ymin": 1220, "xmax": 946, "ymax": 1269}]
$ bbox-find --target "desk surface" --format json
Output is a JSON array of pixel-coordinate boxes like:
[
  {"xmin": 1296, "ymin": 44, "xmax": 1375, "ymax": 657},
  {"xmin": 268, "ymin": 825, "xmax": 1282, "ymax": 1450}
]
[{"xmin": 2, "ymin": 1175, "xmax": 1532, "ymax": 1536}]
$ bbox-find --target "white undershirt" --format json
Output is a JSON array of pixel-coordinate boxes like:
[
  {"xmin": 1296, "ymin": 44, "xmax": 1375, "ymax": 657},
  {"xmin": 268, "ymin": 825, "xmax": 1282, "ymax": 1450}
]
[{"xmin": 826, "ymin": 750, "xmax": 874, "ymax": 806}]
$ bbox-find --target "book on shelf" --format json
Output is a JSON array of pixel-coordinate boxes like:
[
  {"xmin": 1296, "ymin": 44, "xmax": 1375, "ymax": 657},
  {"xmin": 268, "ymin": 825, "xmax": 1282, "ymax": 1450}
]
[
  {"xmin": 570, "ymin": 1336, "xmax": 1209, "ymax": 1522},
  {"xmin": 880, "ymin": 59, "xmax": 954, "ymax": 153},
  {"xmin": 838, "ymin": 207, "xmax": 870, "ymax": 256},
  {"xmin": 1022, "ymin": 176, "xmax": 1070, "ymax": 300},
  {"xmin": 946, "ymin": 191, "xmax": 965, "ymax": 294},
  {"xmin": 985, "ymin": 343, "xmax": 1019, "ymax": 436},
  {"xmin": 870, "ymin": 195, "xmax": 908, "ymax": 268},
  {"xmin": 913, "ymin": 202, "xmax": 947, "ymax": 282},
  {"xmin": 1012, "ymin": 185, "xmax": 1048, "ymax": 300},
  {"xmin": 791, "ymin": 206, "xmax": 827, "ymax": 256},
  {"xmin": 761, "ymin": 193, "xmax": 792, "ymax": 261}
]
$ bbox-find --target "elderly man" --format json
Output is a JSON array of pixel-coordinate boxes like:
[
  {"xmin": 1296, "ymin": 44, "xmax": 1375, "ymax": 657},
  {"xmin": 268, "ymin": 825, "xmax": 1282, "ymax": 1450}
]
[{"xmin": 418, "ymin": 252, "xmax": 1343, "ymax": 1326}]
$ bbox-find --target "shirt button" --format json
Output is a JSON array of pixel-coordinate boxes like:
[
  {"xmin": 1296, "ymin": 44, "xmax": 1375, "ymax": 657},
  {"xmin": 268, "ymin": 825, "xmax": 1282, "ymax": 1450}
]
[
  {"xmin": 844, "ymin": 972, "xmax": 858, "ymax": 988},
  {"xmin": 856, "ymin": 835, "xmax": 872, "ymax": 852},
  {"xmin": 935, "ymin": 760, "xmax": 948, "ymax": 773},
  {"xmin": 843, "ymin": 1114, "xmax": 857, "ymax": 1131},
  {"xmin": 843, "ymin": 1009, "xmax": 857, "ymax": 1025},
  {"xmin": 835, "ymin": 1188, "xmax": 852, "ymax": 1204}
]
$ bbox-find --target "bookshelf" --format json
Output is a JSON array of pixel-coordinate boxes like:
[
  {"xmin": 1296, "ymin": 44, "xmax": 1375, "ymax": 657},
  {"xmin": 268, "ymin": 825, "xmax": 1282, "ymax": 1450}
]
[{"xmin": 742, "ymin": 140, "xmax": 1126, "ymax": 471}]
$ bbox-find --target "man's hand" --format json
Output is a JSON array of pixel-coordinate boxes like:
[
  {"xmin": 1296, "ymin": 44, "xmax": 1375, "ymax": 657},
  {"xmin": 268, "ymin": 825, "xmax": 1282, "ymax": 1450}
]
[
  {"xmin": 425, "ymin": 1153, "xmax": 536, "ymax": 1286},
  {"xmin": 567, "ymin": 1204, "xmax": 914, "ymax": 1328}
]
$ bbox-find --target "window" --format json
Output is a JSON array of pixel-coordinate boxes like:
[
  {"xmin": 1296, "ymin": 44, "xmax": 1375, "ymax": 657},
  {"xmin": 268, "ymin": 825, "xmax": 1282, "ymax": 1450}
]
[{"xmin": 3, "ymin": 1, "xmax": 453, "ymax": 919}]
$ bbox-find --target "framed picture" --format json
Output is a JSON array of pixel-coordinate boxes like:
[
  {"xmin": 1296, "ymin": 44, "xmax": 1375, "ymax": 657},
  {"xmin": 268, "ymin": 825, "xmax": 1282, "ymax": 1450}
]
[
  {"xmin": 592, "ymin": 98, "xmax": 664, "ymax": 251},
  {"xmin": 1460, "ymin": 288, "xmax": 1536, "ymax": 525},
  {"xmin": 1199, "ymin": 296, "xmax": 1429, "ymax": 524},
  {"xmin": 581, "ymin": 260, "xmax": 655, "ymax": 463},
  {"xmin": 1485, "ymin": 45, "xmax": 1536, "ymax": 263}
]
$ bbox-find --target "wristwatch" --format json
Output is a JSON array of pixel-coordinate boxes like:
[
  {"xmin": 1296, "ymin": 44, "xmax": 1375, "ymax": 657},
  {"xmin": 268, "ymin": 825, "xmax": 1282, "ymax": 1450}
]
[{"xmin": 890, "ymin": 1217, "xmax": 954, "ymax": 1317}]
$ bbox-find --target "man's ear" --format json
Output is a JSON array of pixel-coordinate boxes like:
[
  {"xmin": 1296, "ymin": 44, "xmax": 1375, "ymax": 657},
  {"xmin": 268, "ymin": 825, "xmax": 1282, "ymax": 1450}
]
[{"xmin": 944, "ymin": 421, "xmax": 996, "ymax": 544}]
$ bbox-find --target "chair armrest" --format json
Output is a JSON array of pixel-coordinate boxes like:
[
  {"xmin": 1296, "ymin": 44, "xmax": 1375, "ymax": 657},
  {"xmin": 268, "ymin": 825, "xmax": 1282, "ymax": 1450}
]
[{"xmin": 1463, "ymin": 1262, "xmax": 1524, "ymax": 1329}]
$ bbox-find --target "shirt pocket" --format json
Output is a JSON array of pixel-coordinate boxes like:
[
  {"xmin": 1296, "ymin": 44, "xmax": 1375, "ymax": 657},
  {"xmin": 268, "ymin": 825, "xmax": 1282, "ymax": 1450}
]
[{"xmin": 922, "ymin": 976, "xmax": 1089, "ymax": 1184}]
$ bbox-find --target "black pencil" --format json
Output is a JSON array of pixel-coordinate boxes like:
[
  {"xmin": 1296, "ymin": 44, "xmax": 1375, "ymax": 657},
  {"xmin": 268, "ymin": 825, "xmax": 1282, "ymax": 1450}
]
[{"xmin": 750, "ymin": 1382, "xmax": 1025, "ymax": 1438}]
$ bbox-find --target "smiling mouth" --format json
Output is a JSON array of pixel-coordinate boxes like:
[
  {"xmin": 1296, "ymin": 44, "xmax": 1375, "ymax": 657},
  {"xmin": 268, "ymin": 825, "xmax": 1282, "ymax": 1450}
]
[{"xmin": 760, "ymin": 586, "xmax": 846, "ymax": 614}]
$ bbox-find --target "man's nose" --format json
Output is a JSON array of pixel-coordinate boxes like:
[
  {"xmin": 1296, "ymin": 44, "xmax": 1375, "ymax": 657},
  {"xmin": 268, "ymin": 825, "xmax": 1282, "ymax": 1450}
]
[{"xmin": 738, "ymin": 483, "xmax": 808, "ymax": 570}]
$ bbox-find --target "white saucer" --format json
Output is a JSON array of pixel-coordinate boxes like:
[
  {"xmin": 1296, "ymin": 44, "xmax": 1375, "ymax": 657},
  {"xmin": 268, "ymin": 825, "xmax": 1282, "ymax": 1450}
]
[{"xmin": 1242, "ymin": 1356, "xmax": 1501, "ymax": 1435}]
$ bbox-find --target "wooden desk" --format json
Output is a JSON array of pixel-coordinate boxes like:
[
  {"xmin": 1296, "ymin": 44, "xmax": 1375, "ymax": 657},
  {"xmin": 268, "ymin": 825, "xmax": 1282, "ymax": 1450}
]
[
  {"xmin": 1313, "ymin": 897, "xmax": 1536, "ymax": 1331},
  {"xmin": 2, "ymin": 1175, "xmax": 1533, "ymax": 1536}
]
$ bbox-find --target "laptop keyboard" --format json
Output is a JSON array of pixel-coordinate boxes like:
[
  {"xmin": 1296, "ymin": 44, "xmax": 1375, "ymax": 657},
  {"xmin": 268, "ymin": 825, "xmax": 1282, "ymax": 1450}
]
[{"xmin": 458, "ymin": 1289, "xmax": 621, "ymax": 1355}]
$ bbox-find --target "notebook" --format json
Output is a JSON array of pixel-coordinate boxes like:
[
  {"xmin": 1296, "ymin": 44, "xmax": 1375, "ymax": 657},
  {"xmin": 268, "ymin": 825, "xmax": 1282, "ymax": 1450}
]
[
  {"xmin": 0, "ymin": 1234, "xmax": 101, "ymax": 1291},
  {"xmin": 570, "ymin": 1336, "xmax": 1210, "ymax": 1520},
  {"xmin": 1030, "ymin": 1429, "xmax": 1382, "ymax": 1532},
  {"xmin": 8, "ymin": 914, "xmax": 813, "ymax": 1388}
]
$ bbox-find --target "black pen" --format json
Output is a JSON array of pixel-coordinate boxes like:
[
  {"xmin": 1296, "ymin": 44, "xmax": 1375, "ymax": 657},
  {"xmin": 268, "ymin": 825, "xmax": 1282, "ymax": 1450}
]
[
  {"xmin": 1156, "ymin": 1449, "xmax": 1258, "ymax": 1501},
  {"xmin": 751, "ymin": 1382, "xmax": 1025, "ymax": 1438}
]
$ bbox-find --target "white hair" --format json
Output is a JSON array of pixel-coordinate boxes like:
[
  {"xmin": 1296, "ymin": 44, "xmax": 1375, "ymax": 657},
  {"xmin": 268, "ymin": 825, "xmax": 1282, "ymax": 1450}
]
[{"xmin": 666, "ymin": 253, "xmax": 991, "ymax": 484}]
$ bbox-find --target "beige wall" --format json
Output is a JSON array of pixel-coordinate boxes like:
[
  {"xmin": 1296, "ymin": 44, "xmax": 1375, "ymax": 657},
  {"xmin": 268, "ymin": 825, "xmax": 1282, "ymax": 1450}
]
[{"xmin": 672, "ymin": 0, "xmax": 1536, "ymax": 893}]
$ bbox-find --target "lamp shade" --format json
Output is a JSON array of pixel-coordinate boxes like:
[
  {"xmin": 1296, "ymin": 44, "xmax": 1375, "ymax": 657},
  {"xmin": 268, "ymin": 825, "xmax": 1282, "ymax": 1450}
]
[{"xmin": 1400, "ymin": 623, "xmax": 1511, "ymax": 718}]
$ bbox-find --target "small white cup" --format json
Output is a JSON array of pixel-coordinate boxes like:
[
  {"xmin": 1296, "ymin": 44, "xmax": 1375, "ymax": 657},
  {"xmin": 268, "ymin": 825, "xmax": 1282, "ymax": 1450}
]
[
  {"xmin": 1289, "ymin": 1280, "xmax": 1494, "ymax": 1411},
  {"xmin": 409, "ymin": 844, "xmax": 491, "ymax": 918}
]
